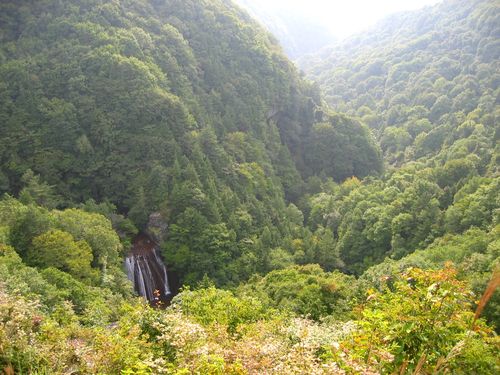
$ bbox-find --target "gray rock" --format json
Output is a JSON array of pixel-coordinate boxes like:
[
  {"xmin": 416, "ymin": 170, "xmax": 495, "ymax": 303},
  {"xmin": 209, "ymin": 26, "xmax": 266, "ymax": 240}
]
[{"xmin": 145, "ymin": 212, "xmax": 168, "ymax": 244}]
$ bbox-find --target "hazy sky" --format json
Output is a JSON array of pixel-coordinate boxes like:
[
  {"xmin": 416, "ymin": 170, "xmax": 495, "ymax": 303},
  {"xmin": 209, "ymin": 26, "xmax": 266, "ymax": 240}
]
[{"xmin": 241, "ymin": 0, "xmax": 442, "ymax": 38}]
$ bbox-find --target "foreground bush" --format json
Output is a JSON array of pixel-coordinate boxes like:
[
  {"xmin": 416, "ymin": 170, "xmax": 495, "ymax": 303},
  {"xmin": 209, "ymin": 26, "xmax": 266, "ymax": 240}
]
[{"xmin": 1, "ymin": 266, "xmax": 497, "ymax": 374}]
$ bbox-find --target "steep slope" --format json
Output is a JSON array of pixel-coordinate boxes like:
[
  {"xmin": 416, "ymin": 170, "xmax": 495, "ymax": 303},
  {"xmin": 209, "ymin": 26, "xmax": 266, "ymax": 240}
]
[
  {"xmin": 0, "ymin": 0, "xmax": 307, "ymax": 205},
  {"xmin": 0, "ymin": 0, "xmax": 381, "ymax": 285},
  {"xmin": 300, "ymin": 0, "xmax": 499, "ymax": 168}
]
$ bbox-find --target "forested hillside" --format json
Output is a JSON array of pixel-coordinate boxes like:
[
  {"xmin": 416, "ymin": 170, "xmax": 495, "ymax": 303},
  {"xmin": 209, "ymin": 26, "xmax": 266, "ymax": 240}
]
[
  {"xmin": 296, "ymin": 0, "xmax": 499, "ymax": 272},
  {"xmin": 0, "ymin": 0, "xmax": 499, "ymax": 373},
  {"xmin": 301, "ymin": 0, "xmax": 499, "ymax": 167},
  {"xmin": 0, "ymin": 0, "xmax": 381, "ymax": 286}
]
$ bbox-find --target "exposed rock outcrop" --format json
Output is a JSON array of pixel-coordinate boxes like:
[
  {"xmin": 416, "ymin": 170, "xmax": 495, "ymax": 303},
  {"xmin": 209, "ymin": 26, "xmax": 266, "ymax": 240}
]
[{"xmin": 145, "ymin": 212, "xmax": 168, "ymax": 245}]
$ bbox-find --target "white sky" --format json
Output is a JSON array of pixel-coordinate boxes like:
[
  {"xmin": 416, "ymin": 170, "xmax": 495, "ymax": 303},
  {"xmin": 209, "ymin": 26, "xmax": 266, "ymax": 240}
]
[{"xmin": 241, "ymin": 0, "xmax": 442, "ymax": 38}]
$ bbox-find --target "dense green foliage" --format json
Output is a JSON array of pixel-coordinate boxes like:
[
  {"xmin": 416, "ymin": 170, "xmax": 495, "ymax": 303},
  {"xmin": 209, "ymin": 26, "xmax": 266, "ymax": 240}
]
[
  {"xmin": 298, "ymin": 168, "xmax": 498, "ymax": 275},
  {"xmin": 238, "ymin": 264, "xmax": 356, "ymax": 320},
  {"xmin": 0, "ymin": 198, "xmax": 498, "ymax": 373},
  {"xmin": 351, "ymin": 267, "xmax": 499, "ymax": 374},
  {"xmin": 0, "ymin": 0, "xmax": 381, "ymax": 287},
  {"xmin": 0, "ymin": 197, "xmax": 130, "ymax": 295},
  {"xmin": 0, "ymin": 0, "xmax": 498, "ymax": 373},
  {"xmin": 296, "ymin": 0, "xmax": 499, "ymax": 274},
  {"xmin": 301, "ymin": 0, "xmax": 499, "ymax": 168},
  {"xmin": 1, "ymin": 242, "xmax": 498, "ymax": 373}
]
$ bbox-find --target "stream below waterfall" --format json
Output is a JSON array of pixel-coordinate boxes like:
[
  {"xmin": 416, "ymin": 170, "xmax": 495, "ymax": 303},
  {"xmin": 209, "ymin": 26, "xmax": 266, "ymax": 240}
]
[{"xmin": 125, "ymin": 233, "xmax": 173, "ymax": 305}]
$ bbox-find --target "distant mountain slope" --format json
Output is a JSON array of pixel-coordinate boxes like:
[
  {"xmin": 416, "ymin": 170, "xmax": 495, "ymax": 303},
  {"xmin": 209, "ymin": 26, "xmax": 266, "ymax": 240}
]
[
  {"xmin": 234, "ymin": 0, "xmax": 336, "ymax": 59},
  {"xmin": 300, "ymin": 0, "xmax": 499, "ymax": 168}
]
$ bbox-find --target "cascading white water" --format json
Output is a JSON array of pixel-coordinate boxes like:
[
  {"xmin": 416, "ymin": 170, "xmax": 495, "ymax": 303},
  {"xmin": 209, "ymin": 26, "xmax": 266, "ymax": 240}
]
[
  {"xmin": 125, "ymin": 234, "xmax": 171, "ymax": 303},
  {"xmin": 153, "ymin": 248, "xmax": 171, "ymax": 297}
]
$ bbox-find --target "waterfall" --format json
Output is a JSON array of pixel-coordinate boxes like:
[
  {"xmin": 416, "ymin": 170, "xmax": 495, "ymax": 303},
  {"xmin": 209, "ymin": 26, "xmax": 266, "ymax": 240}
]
[{"xmin": 124, "ymin": 233, "xmax": 171, "ymax": 303}]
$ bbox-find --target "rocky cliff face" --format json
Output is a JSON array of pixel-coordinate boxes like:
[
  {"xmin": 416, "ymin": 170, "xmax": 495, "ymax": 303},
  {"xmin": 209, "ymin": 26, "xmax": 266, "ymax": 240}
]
[{"xmin": 145, "ymin": 212, "xmax": 168, "ymax": 245}]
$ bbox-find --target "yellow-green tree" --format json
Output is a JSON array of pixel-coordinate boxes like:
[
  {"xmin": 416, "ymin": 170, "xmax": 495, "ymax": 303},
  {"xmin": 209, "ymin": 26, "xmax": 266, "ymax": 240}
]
[{"xmin": 28, "ymin": 230, "xmax": 96, "ymax": 283}]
